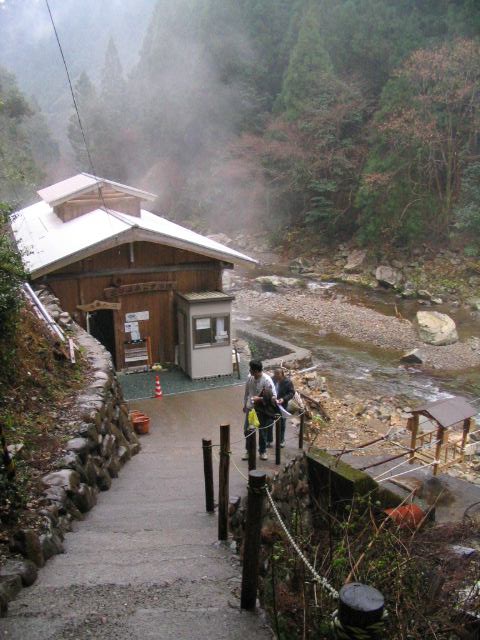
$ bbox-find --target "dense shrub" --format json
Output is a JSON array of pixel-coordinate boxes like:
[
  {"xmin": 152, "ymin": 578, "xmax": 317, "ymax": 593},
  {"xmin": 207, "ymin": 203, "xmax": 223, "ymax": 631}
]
[{"xmin": 0, "ymin": 204, "xmax": 26, "ymax": 387}]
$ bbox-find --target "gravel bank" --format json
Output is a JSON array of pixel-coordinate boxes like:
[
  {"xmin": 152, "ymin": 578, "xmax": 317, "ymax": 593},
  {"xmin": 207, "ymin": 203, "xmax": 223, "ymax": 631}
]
[{"xmin": 234, "ymin": 289, "xmax": 480, "ymax": 370}]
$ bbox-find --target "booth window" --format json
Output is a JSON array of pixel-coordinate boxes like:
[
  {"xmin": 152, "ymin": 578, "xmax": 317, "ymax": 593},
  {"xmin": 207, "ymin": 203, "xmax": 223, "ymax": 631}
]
[{"xmin": 194, "ymin": 315, "xmax": 230, "ymax": 347}]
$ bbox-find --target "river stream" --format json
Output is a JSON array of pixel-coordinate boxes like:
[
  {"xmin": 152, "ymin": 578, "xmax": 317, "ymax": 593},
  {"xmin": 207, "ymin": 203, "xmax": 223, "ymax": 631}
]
[{"xmin": 230, "ymin": 265, "xmax": 480, "ymax": 409}]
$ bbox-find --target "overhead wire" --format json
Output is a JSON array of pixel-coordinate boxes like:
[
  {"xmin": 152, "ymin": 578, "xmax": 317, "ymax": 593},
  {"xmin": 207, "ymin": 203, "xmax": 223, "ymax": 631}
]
[{"xmin": 44, "ymin": 0, "xmax": 117, "ymax": 236}]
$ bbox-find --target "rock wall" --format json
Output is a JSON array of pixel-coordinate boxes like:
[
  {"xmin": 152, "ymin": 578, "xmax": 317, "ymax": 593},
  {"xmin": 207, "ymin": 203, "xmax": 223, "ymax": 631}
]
[{"xmin": 0, "ymin": 292, "xmax": 140, "ymax": 616}]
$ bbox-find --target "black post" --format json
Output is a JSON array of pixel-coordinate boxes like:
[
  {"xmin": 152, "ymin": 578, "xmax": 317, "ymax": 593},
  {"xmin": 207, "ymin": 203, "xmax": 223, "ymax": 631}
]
[
  {"xmin": 247, "ymin": 428, "xmax": 256, "ymax": 471},
  {"xmin": 202, "ymin": 438, "xmax": 214, "ymax": 513},
  {"xmin": 241, "ymin": 471, "xmax": 266, "ymax": 611},
  {"xmin": 299, "ymin": 413, "xmax": 305, "ymax": 450},
  {"xmin": 275, "ymin": 416, "xmax": 281, "ymax": 465},
  {"xmin": 218, "ymin": 424, "xmax": 230, "ymax": 541},
  {"xmin": 336, "ymin": 583, "xmax": 385, "ymax": 638}
]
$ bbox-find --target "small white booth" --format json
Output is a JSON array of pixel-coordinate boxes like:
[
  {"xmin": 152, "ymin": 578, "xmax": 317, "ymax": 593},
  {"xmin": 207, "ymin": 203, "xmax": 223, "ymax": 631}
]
[{"xmin": 176, "ymin": 291, "xmax": 234, "ymax": 379}]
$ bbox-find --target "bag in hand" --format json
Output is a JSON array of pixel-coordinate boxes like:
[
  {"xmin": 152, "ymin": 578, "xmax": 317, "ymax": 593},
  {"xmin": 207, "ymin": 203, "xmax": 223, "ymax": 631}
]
[
  {"xmin": 248, "ymin": 408, "xmax": 260, "ymax": 429},
  {"xmin": 287, "ymin": 391, "xmax": 304, "ymax": 414}
]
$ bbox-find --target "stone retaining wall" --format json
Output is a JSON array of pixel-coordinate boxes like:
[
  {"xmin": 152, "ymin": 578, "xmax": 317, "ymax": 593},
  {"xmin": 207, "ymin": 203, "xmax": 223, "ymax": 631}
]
[
  {"xmin": 235, "ymin": 324, "xmax": 312, "ymax": 369},
  {"xmin": 0, "ymin": 291, "xmax": 140, "ymax": 616}
]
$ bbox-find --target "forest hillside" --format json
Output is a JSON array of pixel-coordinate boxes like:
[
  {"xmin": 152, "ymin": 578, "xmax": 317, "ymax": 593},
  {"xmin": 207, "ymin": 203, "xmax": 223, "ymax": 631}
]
[{"xmin": 1, "ymin": 0, "xmax": 480, "ymax": 251}]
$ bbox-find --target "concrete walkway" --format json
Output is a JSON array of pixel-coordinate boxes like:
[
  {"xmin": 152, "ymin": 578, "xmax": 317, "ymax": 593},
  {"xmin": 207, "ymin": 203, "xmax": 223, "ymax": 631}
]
[{"xmin": 0, "ymin": 386, "xmax": 278, "ymax": 640}]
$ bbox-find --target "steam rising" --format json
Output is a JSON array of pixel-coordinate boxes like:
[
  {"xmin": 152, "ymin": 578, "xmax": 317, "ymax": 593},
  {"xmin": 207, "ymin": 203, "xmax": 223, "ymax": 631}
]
[{"xmin": 0, "ymin": 0, "xmax": 266, "ymax": 232}]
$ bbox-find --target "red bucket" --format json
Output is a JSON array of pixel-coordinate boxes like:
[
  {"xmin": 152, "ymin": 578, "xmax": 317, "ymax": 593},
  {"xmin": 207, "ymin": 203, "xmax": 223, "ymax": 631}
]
[{"xmin": 132, "ymin": 416, "xmax": 150, "ymax": 435}]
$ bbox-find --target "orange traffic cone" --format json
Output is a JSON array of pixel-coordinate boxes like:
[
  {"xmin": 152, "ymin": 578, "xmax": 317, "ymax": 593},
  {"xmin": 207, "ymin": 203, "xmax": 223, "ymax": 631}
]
[{"xmin": 154, "ymin": 375, "xmax": 163, "ymax": 398}]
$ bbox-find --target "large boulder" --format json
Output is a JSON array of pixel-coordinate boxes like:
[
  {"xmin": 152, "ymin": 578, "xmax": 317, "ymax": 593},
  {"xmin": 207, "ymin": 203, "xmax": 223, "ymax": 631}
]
[
  {"xmin": 416, "ymin": 311, "xmax": 458, "ymax": 346},
  {"xmin": 375, "ymin": 265, "xmax": 402, "ymax": 288},
  {"xmin": 255, "ymin": 275, "xmax": 302, "ymax": 290},
  {"xmin": 344, "ymin": 249, "xmax": 367, "ymax": 273}
]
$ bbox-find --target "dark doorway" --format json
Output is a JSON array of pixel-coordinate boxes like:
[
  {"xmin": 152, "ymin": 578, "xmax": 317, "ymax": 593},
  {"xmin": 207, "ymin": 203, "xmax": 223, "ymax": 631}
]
[{"xmin": 89, "ymin": 310, "xmax": 117, "ymax": 367}]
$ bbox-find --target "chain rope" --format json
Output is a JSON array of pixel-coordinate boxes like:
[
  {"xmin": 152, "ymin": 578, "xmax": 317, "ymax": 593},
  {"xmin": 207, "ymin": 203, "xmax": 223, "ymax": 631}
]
[{"xmin": 264, "ymin": 485, "xmax": 339, "ymax": 599}]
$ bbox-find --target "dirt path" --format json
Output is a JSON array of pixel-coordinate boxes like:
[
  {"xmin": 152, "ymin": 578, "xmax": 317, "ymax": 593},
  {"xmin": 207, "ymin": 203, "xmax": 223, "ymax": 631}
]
[
  {"xmin": 0, "ymin": 387, "xmax": 276, "ymax": 640},
  {"xmin": 234, "ymin": 288, "xmax": 480, "ymax": 370}
]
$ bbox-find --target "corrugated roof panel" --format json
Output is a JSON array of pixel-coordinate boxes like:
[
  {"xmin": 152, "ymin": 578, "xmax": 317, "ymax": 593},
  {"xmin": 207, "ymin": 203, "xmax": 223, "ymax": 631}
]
[
  {"xmin": 124, "ymin": 209, "xmax": 256, "ymax": 266},
  {"xmin": 11, "ymin": 195, "xmax": 257, "ymax": 278},
  {"xmin": 11, "ymin": 204, "xmax": 129, "ymax": 275}
]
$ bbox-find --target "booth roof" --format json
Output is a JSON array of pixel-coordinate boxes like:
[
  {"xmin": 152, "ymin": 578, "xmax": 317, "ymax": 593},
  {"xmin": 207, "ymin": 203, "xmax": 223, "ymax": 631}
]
[{"xmin": 412, "ymin": 396, "xmax": 476, "ymax": 428}]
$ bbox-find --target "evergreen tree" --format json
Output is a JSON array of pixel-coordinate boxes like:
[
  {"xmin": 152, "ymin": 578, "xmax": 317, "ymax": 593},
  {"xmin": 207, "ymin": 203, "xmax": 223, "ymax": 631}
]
[
  {"xmin": 68, "ymin": 70, "xmax": 128, "ymax": 182},
  {"xmin": 23, "ymin": 97, "xmax": 60, "ymax": 178},
  {"xmin": 101, "ymin": 37, "xmax": 126, "ymax": 109},
  {"xmin": 278, "ymin": 3, "xmax": 335, "ymax": 119},
  {"xmin": 237, "ymin": 0, "xmax": 293, "ymax": 113},
  {"xmin": 67, "ymin": 72, "xmax": 98, "ymax": 171},
  {"xmin": 0, "ymin": 67, "xmax": 43, "ymax": 204}
]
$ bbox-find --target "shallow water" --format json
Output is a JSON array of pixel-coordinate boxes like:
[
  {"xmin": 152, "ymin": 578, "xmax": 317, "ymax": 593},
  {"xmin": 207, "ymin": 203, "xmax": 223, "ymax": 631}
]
[{"xmin": 233, "ymin": 269, "xmax": 480, "ymax": 408}]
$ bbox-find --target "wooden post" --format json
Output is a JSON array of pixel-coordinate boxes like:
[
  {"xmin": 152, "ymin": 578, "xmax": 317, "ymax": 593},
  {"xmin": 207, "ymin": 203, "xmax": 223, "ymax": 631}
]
[
  {"xmin": 241, "ymin": 470, "xmax": 266, "ymax": 611},
  {"xmin": 409, "ymin": 414, "xmax": 418, "ymax": 464},
  {"xmin": 247, "ymin": 428, "xmax": 256, "ymax": 471},
  {"xmin": 433, "ymin": 423, "xmax": 444, "ymax": 476},
  {"xmin": 299, "ymin": 413, "xmax": 305, "ymax": 450},
  {"xmin": 337, "ymin": 583, "xmax": 384, "ymax": 636},
  {"xmin": 202, "ymin": 438, "xmax": 214, "ymax": 513},
  {"xmin": 460, "ymin": 418, "xmax": 471, "ymax": 461},
  {"xmin": 275, "ymin": 416, "xmax": 281, "ymax": 465},
  {"xmin": 218, "ymin": 424, "xmax": 230, "ymax": 541},
  {"xmin": 233, "ymin": 344, "xmax": 241, "ymax": 380}
]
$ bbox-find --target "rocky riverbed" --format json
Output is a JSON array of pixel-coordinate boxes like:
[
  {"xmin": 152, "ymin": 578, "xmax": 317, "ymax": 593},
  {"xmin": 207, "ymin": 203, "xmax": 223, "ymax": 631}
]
[{"xmin": 234, "ymin": 288, "xmax": 480, "ymax": 370}]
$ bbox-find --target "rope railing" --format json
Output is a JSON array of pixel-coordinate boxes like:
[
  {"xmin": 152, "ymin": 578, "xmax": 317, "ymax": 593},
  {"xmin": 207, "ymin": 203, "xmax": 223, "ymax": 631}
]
[
  {"xmin": 264, "ymin": 484, "xmax": 339, "ymax": 599},
  {"xmin": 206, "ymin": 422, "xmax": 388, "ymax": 636},
  {"xmin": 372, "ymin": 436, "xmax": 441, "ymax": 481},
  {"xmin": 205, "ymin": 410, "xmax": 308, "ymax": 450},
  {"xmin": 376, "ymin": 459, "xmax": 438, "ymax": 483}
]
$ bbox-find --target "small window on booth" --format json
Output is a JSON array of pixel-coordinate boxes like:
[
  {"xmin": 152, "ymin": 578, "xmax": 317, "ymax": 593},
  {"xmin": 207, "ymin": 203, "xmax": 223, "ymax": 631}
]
[{"xmin": 194, "ymin": 315, "xmax": 230, "ymax": 347}]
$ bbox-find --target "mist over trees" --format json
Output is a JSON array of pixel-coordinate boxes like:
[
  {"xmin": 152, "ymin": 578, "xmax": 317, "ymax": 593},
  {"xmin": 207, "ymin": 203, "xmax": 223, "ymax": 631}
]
[
  {"xmin": 1, "ymin": 0, "xmax": 479, "ymax": 248},
  {"xmin": 0, "ymin": 67, "xmax": 58, "ymax": 204}
]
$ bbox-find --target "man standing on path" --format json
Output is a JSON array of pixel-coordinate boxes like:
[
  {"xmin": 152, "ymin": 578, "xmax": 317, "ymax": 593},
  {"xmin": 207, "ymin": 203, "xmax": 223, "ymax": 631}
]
[
  {"xmin": 242, "ymin": 359, "xmax": 276, "ymax": 460},
  {"xmin": 273, "ymin": 368, "xmax": 295, "ymax": 447}
]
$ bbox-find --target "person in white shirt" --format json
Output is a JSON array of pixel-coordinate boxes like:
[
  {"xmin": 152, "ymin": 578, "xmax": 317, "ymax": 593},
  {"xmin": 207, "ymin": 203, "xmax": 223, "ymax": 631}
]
[{"xmin": 242, "ymin": 360, "xmax": 276, "ymax": 460}]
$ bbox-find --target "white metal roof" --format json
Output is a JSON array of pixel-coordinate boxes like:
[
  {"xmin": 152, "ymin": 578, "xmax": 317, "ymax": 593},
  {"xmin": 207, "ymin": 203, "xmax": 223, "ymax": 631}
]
[
  {"xmin": 37, "ymin": 173, "xmax": 157, "ymax": 207},
  {"xmin": 11, "ymin": 199, "xmax": 257, "ymax": 279}
]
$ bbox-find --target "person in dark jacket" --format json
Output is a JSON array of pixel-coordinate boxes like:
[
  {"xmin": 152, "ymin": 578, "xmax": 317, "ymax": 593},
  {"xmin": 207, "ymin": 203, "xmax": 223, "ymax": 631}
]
[
  {"xmin": 273, "ymin": 368, "xmax": 295, "ymax": 447},
  {"xmin": 252, "ymin": 386, "xmax": 278, "ymax": 458},
  {"xmin": 242, "ymin": 359, "xmax": 276, "ymax": 460}
]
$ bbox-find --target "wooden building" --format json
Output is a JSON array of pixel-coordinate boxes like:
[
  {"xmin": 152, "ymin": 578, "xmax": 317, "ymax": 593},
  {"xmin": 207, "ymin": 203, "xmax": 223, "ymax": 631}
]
[{"xmin": 11, "ymin": 173, "xmax": 256, "ymax": 373}]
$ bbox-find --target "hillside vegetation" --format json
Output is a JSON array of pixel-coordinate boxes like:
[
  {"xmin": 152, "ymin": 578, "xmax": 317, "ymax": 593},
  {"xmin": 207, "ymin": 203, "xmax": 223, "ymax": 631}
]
[
  {"xmin": 1, "ymin": 1, "xmax": 479, "ymax": 252},
  {"xmin": 0, "ymin": 214, "xmax": 85, "ymax": 536},
  {"xmin": 63, "ymin": 0, "xmax": 480, "ymax": 250}
]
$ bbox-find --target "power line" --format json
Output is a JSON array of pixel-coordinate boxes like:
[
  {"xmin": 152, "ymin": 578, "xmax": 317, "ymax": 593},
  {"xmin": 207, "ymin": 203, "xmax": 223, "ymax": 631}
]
[{"xmin": 44, "ymin": 0, "xmax": 112, "ymax": 220}]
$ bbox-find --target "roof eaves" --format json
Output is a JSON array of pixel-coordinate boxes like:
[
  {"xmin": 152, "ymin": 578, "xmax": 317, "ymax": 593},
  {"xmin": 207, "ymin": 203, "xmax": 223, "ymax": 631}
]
[
  {"xmin": 81, "ymin": 173, "xmax": 157, "ymax": 201},
  {"xmin": 132, "ymin": 226, "xmax": 257, "ymax": 267},
  {"xmin": 42, "ymin": 179, "xmax": 104, "ymax": 207},
  {"xmin": 30, "ymin": 227, "xmax": 134, "ymax": 280}
]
